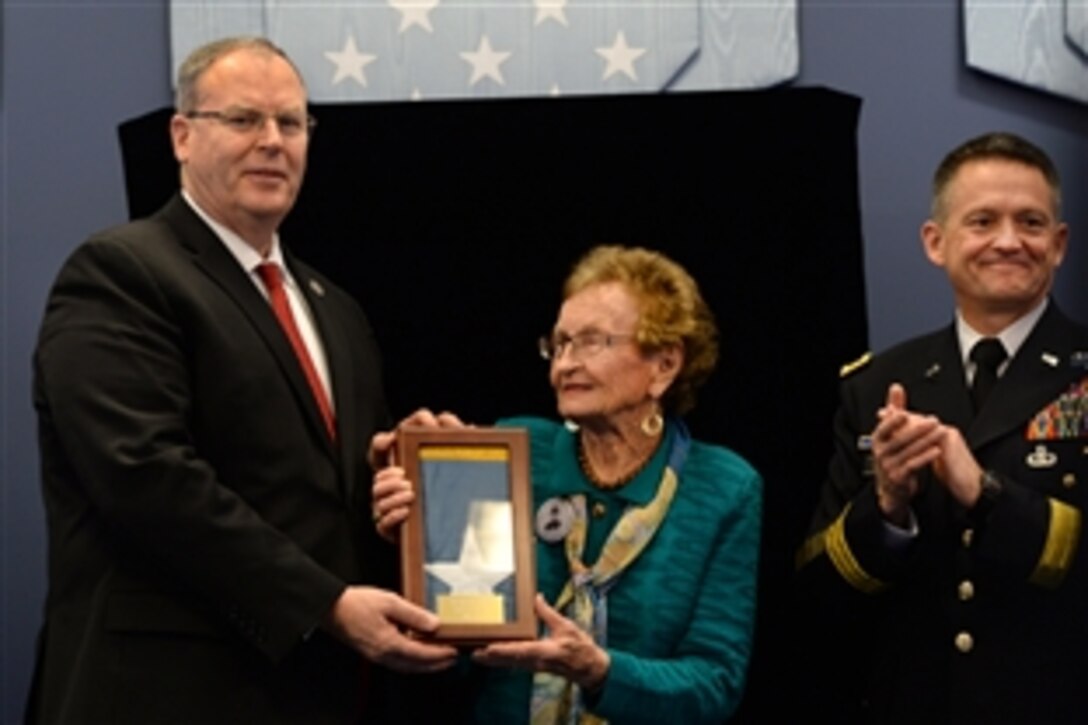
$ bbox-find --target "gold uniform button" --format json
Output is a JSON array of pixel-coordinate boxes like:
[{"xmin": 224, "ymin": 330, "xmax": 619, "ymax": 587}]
[
  {"xmin": 962, "ymin": 528, "xmax": 974, "ymax": 548},
  {"xmin": 958, "ymin": 580, "xmax": 975, "ymax": 601},
  {"xmin": 955, "ymin": 631, "xmax": 974, "ymax": 653},
  {"xmin": 1063, "ymin": 473, "xmax": 1076, "ymax": 489},
  {"xmin": 591, "ymin": 502, "xmax": 607, "ymax": 519}
]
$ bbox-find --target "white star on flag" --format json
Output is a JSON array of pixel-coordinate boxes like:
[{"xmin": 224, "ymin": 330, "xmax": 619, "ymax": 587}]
[
  {"xmin": 388, "ymin": 0, "xmax": 440, "ymax": 34},
  {"xmin": 324, "ymin": 34, "xmax": 377, "ymax": 86},
  {"xmin": 534, "ymin": 0, "xmax": 569, "ymax": 27},
  {"xmin": 460, "ymin": 35, "xmax": 512, "ymax": 87},
  {"xmin": 425, "ymin": 501, "xmax": 514, "ymax": 595},
  {"xmin": 424, "ymin": 527, "xmax": 512, "ymax": 595},
  {"xmin": 596, "ymin": 30, "xmax": 647, "ymax": 81}
]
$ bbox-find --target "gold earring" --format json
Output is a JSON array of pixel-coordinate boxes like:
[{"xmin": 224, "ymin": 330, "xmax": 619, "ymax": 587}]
[{"xmin": 641, "ymin": 409, "xmax": 663, "ymax": 437}]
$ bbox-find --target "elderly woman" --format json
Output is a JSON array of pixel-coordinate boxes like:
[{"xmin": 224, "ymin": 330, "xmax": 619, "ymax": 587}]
[{"xmin": 373, "ymin": 245, "xmax": 761, "ymax": 724}]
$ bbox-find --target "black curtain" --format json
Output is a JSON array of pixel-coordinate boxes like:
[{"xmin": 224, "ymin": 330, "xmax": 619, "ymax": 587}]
[{"xmin": 120, "ymin": 87, "xmax": 868, "ymax": 721}]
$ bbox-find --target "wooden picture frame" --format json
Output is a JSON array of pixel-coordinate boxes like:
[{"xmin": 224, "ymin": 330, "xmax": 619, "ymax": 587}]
[{"xmin": 397, "ymin": 426, "xmax": 537, "ymax": 644}]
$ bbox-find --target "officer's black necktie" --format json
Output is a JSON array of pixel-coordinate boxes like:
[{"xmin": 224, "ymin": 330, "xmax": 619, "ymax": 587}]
[{"xmin": 969, "ymin": 337, "xmax": 1007, "ymax": 414}]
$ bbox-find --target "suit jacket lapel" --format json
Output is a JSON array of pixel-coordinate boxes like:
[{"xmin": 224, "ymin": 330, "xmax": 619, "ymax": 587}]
[
  {"xmin": 159, "ymin": 196, "xmax": 339, "ymax": 462},
  {"xmin": 968, "ymin": 303, "xmax": 1085, "ymax": 450}
]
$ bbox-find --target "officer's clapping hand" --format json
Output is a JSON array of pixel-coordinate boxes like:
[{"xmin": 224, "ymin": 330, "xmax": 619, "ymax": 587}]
[
  {"xmin": 932, "ymin": 425, "xmax": 984, "ymax": 509},
  {"xmin": 872, "ymin": 383, "xmax": 944, "ymax": 526}
]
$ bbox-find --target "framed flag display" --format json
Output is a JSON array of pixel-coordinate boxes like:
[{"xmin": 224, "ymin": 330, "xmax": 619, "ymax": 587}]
[{"xmin": 397, "ymin": 426, "xmax": 537, "ymax": 644}]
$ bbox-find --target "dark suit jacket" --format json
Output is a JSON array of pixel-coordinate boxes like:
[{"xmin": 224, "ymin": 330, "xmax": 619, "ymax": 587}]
[
  {"xmin": 797, "ymin": 302, "xmax": 1088, "ymax": 723},
  {"xmin": 28, "ymin": 195, "xmax": 394, "ymax": 723}
]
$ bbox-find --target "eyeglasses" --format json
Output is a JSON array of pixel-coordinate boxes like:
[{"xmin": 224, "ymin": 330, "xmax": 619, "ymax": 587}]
[
  {"xmin": 538, "ymin": 331, "xmax": 636, "ymax": 361},
  {"xmin": 185, "ymin": 107, "xmax": 317, "ymax": 137}
]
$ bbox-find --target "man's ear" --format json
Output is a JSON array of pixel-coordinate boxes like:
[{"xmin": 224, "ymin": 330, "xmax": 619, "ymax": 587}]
[
  {"xmin": 921, "ymin": 220, "xmax": 947, "ymax": 268},
  {"xmin": 1051, "ymin": 222, "xmax": 1069, "ymax": 268},
  {"xmin": 170, "ymin": 114, "xmax": 191, "ymax": 164}
]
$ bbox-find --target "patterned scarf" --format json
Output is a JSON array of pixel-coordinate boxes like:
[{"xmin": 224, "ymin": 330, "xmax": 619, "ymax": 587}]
[{"xmin": 529, "ymin": 423, "xmax": 690, "ymax": 724}]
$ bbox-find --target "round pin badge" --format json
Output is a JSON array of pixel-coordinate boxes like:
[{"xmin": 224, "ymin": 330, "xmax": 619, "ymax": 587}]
[{"xmin": 535, "ymin": 497, "xmax": 575, "ymax": 543}]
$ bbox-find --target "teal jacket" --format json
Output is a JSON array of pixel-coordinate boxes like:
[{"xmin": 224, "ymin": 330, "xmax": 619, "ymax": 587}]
[{"xmin": 469, "ymin": 416, "xmax": 762, "ymax": 724}]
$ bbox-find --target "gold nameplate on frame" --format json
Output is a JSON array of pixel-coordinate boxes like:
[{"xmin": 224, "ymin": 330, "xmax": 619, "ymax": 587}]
[{"xmin": 436, "ymin": 594, "xmax": 507, "ymax": 624}]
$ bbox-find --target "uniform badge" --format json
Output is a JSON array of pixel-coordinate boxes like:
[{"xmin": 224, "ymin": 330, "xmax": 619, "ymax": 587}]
[
  {"xmin": 1026, "ymin": 378, "xmax": 1088, "ymax": 440},
  {"xmin": 1026, "ymin": 444, "xmax": 1058, "ymax": 469},
  {"xmin": 535, "ymin": 497, "xmax": 574, "ymax": 543},
  {"xmin": 858, "ymin": 435, "xmax": 874, "ymax": 476},
  {"xmin": 840, "ymin": 352, "xmax": 871, "ymax": 378}
]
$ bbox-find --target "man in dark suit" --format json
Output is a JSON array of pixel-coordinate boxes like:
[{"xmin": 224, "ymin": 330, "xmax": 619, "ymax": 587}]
[
  {"xmin": 27, "ymin": 36, "xmax": 456, "ymax": 724},
  {"xmin": 798, "ymin": 132, "xmax": 1088, "ymax": 722}
]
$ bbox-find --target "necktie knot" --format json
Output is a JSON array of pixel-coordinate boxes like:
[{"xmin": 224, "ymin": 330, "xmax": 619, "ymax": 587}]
[
  {"xmin": 969, "ymin": 338, "xmax": 1007, "ymax": 414},
  {"xmin": 256, "ymin": 262, "xmax": 283, "ymax": 291},
  {"xmin": 970, "ymin": 337, "xmax": 1007, "ymax": 373}
]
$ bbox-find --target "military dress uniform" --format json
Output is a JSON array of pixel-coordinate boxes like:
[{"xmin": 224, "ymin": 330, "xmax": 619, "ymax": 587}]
[{"xmin": 797, "ymin": 301, "xmax": 1088, "ymax": 723}]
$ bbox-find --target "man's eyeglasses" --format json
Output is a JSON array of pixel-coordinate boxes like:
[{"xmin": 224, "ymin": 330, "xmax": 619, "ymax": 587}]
[
  {"xmin": 538, "ymin": 331, "xmax": 636, "ymax": 361},
  {"xmin": 185, "ymin": 107, "xmax": 317, "ymax": 137}
]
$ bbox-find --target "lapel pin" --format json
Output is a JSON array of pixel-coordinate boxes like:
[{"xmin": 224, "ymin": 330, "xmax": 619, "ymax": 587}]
[
  {"xmin": 1026, "ymin": 444, "xmax": 1058, "ymax": 469},
  {"xmin": 535, "ymin": 497, "xmax": 575, "ymax": 543},
  {"xmin": 308, "ymin": 279, "xmax": 325, "ymax": 297},
  {"xmin": 1041, "ymin": 352, "xmax": 1059, "ymax": 368},
  {"xmin": 925, "ymin": 363, "xmax": 941, "ymax": 378}
]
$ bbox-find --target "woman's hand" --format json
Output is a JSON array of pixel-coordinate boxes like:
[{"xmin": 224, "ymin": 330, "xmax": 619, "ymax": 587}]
[
  {"xmin": 471, "ymin": 594, "xmax": 611, "ymax": 691},
  {"xmin": 368, "ymin": 408, "xmax": 467, "ymax": 470},
  {"xmin": 372, "ymin": 465, "xmax": 415, "ymax": 540},
  {"xmin": 369, "ymin": 408, "xmax": 467, "ymax": 541}
]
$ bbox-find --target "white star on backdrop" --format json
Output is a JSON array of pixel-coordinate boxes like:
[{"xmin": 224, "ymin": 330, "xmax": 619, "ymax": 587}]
[
  {"xmin": 388, "ymin": 0, "xmax": 440, "ymax": 34},
  {"xmin": 460, "ymin": 35, "xmax": 512, "ymax": 87},
  {"xmin": 596, "ymin": 30, "xmax": 646, "ymax": 81},
  {"xmin": 324, "ymin": 35, "xmax": 377, "ymax": 86},
  {"xmin": 534, "ymin": 0, "xmax": 569, "ymax": 27},
  {"xmin": 174, "ymin": 3, "xmax": 798, "ymax": 102}
]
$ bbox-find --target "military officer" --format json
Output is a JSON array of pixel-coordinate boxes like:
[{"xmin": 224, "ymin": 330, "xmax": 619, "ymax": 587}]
[{"xmin": 797, "ymin": 132, "xmax": 1088, "ymax": 723}]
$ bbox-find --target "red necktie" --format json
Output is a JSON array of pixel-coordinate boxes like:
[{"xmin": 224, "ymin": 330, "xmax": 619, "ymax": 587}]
[{"xmin": 255, "ymin": 263, "xmax": 337, "ymax": 441}]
